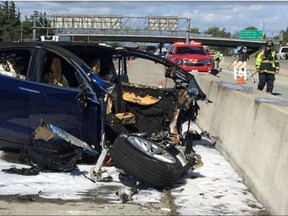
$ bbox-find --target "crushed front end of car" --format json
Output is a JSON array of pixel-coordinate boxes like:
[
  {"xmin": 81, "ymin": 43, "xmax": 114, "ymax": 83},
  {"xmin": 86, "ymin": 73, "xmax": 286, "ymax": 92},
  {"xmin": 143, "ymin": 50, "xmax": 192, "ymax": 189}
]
[{"xmin": 87, "ymin": 47, "xmax": 209, "ymax": 188}]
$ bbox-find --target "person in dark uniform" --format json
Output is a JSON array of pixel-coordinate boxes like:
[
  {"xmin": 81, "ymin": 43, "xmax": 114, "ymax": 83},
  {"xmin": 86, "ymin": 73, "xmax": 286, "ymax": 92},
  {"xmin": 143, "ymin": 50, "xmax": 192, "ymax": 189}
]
[
  {"xmin": 255, "ymin": 40, "xmax": 280, "ymax": 93},
  {"xmin": 237, "ymin": 46, "xmax": 249, "ymax": 62}
]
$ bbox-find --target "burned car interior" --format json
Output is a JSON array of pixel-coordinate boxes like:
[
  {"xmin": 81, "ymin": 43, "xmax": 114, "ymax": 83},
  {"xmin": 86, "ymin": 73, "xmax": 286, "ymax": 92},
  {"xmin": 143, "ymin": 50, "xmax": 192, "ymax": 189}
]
[{"xmin": 0, "ymin": 41, "xmax": 208, "ymax": 189}]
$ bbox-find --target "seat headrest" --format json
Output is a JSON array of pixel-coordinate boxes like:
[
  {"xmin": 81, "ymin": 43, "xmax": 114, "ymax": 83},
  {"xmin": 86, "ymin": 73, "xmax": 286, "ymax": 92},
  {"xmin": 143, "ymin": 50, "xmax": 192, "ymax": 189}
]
[{"xmin": 91, "ymin": 58, "xmax": 101, "ymax": 74}]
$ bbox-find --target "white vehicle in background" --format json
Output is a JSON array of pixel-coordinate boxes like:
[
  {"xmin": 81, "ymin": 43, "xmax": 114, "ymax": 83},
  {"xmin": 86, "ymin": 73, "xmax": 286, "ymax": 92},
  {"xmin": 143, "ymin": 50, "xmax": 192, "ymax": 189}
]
[{"xmin": 277, "ymin": 46, "xmax": 288, "ymax": 59}]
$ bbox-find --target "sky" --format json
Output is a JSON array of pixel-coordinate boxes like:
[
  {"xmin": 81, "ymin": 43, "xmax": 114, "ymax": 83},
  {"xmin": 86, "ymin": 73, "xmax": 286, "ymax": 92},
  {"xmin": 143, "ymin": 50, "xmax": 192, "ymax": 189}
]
[
  {"xmin": 13, "ymin": 1, "xmax": 288, "ymax": 34},
  {"xmin": 0, "ymin": 123, "xmax": 267, "ymax": 215}
]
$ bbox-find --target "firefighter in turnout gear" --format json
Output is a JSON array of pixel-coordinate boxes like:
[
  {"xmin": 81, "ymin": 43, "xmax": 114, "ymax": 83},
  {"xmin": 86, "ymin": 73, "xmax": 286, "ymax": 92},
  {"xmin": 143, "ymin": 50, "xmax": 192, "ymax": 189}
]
[{"xmin": 255, "ymin": 40, "xmax": 280, "ymax": 93}]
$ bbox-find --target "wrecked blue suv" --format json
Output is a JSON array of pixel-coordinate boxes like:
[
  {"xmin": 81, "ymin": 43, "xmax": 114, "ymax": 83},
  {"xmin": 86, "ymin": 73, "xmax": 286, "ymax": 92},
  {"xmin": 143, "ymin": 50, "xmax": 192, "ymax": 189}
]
[{"xmin": 0, "ymin": 41, "xmax": 206, "ymax": 188}]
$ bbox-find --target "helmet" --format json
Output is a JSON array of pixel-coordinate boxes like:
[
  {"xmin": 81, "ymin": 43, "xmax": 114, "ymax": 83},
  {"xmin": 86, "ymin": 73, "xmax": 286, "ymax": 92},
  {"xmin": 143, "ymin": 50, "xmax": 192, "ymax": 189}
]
[
  {"xmin": 265, "ymin": 40, "xmax": 274, "ymax": 47},
  {"xmin": 239, "ymin": 46, "xmax": 246, "ymax": 52}
]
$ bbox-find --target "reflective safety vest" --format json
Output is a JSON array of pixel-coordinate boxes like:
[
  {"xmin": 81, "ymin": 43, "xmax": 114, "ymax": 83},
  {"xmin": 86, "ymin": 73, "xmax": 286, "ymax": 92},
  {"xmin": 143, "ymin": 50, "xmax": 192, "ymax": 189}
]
[
  {"xmin": 213, "ymin": 51, "xmax": 221, "ymax": 60},
  {"xmin": 255, "ymin": 50, "xmax": 280, "ymax": 74}
]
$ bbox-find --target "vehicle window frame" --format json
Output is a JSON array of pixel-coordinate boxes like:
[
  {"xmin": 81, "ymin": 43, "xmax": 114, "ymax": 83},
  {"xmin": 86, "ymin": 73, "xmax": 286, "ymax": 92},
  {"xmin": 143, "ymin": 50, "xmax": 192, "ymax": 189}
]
[
  {"xmin": 35, "ymin": 49, "xmax": 84, "ymax": 89},
  {"xmin": 280, "ymin": 47, "xmax": 288, "ymax": 52}
]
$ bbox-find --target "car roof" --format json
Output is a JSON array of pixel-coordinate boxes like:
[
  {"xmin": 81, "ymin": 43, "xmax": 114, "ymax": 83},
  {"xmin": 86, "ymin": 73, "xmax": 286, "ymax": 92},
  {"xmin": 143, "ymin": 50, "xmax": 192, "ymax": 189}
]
[
  {"xmin": 55, "ymin": 42, "xmax": 115, "ymax": 56},
  {"xmin": 0, "ymin": 41, "xmax": 114, "ymax": 53},
  {"xmin": 0, "ymin": 41, "xmax": 110, "ymax": 47},
  {"xmin": 0, "ymin": 41, "xmax": 115, "ymax": 66}
]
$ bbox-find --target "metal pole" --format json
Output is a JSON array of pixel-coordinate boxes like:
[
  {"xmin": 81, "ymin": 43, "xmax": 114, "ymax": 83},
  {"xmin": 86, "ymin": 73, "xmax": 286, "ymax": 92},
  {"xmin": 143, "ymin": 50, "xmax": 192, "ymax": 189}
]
[
  {"xmin": 32, "ymin": 15, "xmax": 36, "ymax": 40},
  {"xmin": 20, "ymin": 21, "xmax": 23, "ymax": 42},
  {"xmin": 88, "ymin": 29, "xmax": 90, "ymax": 42},
  {"xmin": 186, "ymin": 18, "xmax": 190, "ymax": 43},
  {"xmin": 46, "ymin": 13, "xmax": 49, "ymax": 36}
]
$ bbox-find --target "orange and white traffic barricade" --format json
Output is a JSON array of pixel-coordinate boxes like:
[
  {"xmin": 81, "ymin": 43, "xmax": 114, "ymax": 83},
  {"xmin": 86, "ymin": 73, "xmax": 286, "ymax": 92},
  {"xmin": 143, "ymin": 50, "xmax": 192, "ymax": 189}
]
[{"xmin": 233, "ymin": 61, "xmax": 247, "ymax": 80}]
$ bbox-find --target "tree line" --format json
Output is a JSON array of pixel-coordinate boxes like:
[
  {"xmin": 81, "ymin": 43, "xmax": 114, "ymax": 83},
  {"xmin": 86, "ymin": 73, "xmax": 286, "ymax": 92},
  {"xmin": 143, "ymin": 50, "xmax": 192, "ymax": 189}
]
[
  {"xmin": 1, "ymin": 1, "xmax": 288, "ymax": 46},
  {"xmin": 0, "ymin": 1, "xmax": 56, "ymax": 42}
]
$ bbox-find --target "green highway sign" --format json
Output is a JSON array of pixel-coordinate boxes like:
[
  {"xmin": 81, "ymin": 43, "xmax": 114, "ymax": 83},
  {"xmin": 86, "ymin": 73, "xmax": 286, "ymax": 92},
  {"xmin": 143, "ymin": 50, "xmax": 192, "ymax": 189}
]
[{"xmin": 239, "ymin": 30, "xmax": 263, "ymax": 40}]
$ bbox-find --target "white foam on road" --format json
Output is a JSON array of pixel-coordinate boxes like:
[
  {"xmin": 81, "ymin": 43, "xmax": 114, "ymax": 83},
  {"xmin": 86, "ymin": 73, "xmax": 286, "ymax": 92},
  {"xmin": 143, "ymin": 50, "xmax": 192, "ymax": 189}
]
[{"xmin": 0, "ymin": 143, "xmax": 266, "ymax": 215}]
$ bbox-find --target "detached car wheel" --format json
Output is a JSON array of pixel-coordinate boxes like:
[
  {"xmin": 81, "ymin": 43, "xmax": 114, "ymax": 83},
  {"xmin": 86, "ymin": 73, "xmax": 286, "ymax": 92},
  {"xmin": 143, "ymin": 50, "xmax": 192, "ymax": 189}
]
[{"xmin": 111, "ymin": 134, "xmax": 185, "ymax": 188}]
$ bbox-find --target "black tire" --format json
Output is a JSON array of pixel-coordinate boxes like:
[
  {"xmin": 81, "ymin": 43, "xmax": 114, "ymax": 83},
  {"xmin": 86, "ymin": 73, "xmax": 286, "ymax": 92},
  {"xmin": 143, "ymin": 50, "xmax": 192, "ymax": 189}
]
[{"xmin": 110, "ymin": 134, "xmax": 185, "ymax": 189}]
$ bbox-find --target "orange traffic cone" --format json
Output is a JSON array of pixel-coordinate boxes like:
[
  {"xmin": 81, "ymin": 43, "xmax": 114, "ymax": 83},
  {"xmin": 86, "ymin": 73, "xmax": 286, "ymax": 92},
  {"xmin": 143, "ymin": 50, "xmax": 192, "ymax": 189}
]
[
  {"xmin": 158, "ymin": 80, "xmax": 163, "ymax": 88},
  {"xmin": 128, "ymin": 59, "xmax": 132, "ymax": 66},
  {"xmin": 237, "ymin": 75, "xmax": 245, "ymax": 84}
]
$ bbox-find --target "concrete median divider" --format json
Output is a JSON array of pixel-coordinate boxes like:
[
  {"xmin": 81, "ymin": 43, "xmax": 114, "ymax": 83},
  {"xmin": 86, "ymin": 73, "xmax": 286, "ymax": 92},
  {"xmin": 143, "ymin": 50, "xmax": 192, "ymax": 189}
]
[{"xmin": 194, "ymin": 73, "xmax": 288, "ymax": 215}]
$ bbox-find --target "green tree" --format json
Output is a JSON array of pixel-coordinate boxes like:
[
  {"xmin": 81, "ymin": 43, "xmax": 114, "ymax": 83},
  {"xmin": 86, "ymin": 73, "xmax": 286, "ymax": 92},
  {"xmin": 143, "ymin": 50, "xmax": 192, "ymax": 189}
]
[
  {"xmin": 279, "ymin": 27, "xmax": 288, "ymax": 46},
  {"xmin": 21, "ymin": 15, "xmax": 33, "ymax": 41},
  {"xmin": 0, "ymin": 1, "xmax": 21, "ymax": 42},
  {"xmin": 189, "ymin": 27, "xmax": 200, "ymax": 34},
  {"xmin": 205, "ymin": 26, "xmax": 231, "ymax": 38},
  {"xmin": 244, "ymin": 26, "xmax": 258, "ymax": 30}
]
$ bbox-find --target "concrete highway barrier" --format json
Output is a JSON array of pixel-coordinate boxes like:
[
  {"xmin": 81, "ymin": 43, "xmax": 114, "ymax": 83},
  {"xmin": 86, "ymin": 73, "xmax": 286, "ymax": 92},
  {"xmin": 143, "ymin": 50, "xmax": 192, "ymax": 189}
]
[{"xmin": 194, "ymin": 73, "xmax": 288, "ymax": 215}]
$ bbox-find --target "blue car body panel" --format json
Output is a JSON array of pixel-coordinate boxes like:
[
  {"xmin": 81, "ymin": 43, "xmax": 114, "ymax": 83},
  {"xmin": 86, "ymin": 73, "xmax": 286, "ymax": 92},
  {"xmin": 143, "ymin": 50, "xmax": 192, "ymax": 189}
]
[
  {"xmin": 0, "ymin": 75, "xmax": 31, "ymax": 147},
  {"xmin": 28, "ymin": 82, "xmax": 100, "ymax": 149}
]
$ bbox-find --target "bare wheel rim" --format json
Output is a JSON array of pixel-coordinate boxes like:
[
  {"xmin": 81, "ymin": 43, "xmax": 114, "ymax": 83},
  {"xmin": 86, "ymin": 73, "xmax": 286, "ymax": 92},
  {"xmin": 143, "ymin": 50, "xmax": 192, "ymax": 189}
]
[{"xmin": 127, "ymin": 136, "xmax": 176, "ymax": 164}]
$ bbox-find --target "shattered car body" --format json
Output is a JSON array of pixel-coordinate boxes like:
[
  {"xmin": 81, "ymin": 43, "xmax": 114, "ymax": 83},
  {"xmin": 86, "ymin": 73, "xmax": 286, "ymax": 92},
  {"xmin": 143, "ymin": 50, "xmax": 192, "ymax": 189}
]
[{"xmin": 0, "ymin": 42, "xmax": 206, "ymax": 188}]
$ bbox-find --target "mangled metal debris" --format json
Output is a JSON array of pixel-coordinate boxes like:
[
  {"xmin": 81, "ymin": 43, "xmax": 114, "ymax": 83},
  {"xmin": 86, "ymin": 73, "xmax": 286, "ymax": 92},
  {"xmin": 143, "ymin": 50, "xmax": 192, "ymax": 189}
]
[{"xmin": 31, "ymin": 123, "xmax": 99, "ymax": 156}]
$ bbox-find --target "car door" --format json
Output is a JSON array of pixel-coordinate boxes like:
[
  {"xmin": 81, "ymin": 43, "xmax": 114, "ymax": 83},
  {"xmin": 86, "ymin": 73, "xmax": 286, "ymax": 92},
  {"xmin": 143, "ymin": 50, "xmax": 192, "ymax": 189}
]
[
  {"xmin": 0, "ymin": 48, "xmax": 34, "ymax": 150},
  {"xmin": 27, "ymin": 49, "xmax": 101, "ymax": 149}
]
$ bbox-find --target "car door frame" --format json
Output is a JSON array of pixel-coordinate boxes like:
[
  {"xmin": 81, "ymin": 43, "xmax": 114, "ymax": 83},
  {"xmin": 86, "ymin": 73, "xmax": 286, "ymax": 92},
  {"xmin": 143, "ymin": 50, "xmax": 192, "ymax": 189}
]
[
  {"xmin": 0, "ymin": 46, "xmax": 37, "ymax": 150},
  {"xmin": 26, "ymin": 45, "xmax": 103, "ymax": 150}
]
